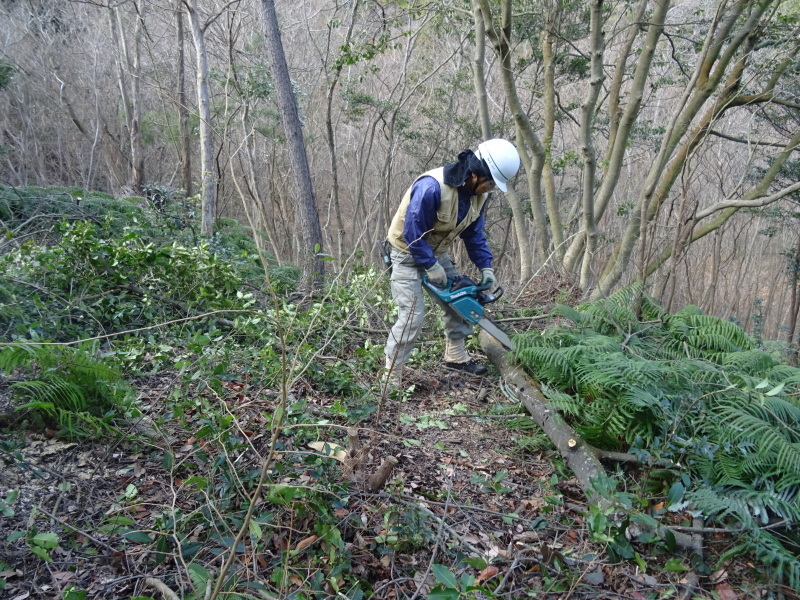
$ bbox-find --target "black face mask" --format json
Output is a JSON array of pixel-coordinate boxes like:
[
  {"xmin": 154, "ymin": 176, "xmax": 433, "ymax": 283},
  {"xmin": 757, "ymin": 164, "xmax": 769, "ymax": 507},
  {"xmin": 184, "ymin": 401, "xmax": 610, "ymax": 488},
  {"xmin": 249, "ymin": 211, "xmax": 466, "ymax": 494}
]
[{"xmin": 442, "ymin": 149, "xmax": 492, "ymax": 188}]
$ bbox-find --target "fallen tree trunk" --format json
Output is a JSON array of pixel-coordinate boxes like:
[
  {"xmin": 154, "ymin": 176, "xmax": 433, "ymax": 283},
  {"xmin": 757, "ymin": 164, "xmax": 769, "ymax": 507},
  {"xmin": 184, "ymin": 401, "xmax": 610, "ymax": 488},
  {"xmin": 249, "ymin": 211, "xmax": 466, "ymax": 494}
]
[
  {"xmin": 480, "ymin": 331, "xmax": 609, "ymax": 506},
  {"xmin": 479, "ymin": 331, "xmax": 696, "ymax": 552}
]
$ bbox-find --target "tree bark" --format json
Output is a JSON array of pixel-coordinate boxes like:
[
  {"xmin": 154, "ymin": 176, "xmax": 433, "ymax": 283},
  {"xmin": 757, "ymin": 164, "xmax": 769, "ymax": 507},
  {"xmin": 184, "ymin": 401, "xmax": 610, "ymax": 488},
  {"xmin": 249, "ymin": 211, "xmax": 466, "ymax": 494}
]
[
  {"xmin": 594, "ymin": 0, "xmax": 773, "ymax": 298},
  {"xmin": 176, "ymin": 1, "xmax": 192, "ymax": 197},
  {"xmin": 471, "ymin": 0, "xmax": 491, "ymax": 140},
  {"xmin": 578, "ymin": 0, "xmax": 605, "ymax": 292},
  {"xmin": 480, "ymin": 330, "xmax": 696, "ymax": 551},
  {"xmin": 478, "ymin": 0, "xmax": 544, "ymax": 274},
  {"xmin": 479, "ymin": 331, "xmax": 609, "ymax": 505},
  {"xmin": 788, "ymin": 234, "xmax": 800, "ymax": 352},
  {"xmin": 129, "ymin": 3, "xmax": 145, "ymax": 193},
  {"xmin": 541, "ymin": 1, "xmax": 563, "ymax": 263},
  {"xmin": 324, "ymin": 0, "xmax": 360, "ymax": 260},
  {"xmin": 186, "ymin": 0, "xmax": 216, "ymax": 236},
  {"xmin": 645, "ymin": 129, "xmax": 800, "ymax": 277},
  {"xmin": 109, "ymin": 3, "xmax": 145, "ymax": 193},
  {"xmin": 258, "ymin": 0, "xmax": 324, "ymax": 291}
]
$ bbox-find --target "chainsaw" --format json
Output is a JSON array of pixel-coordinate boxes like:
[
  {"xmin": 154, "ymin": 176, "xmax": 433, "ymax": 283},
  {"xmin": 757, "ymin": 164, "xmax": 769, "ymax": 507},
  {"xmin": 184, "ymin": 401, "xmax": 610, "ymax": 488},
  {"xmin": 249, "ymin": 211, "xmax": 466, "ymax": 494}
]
[{"xmin": 423, "ymin": 274, "xmax": 515, "ymax": 351}]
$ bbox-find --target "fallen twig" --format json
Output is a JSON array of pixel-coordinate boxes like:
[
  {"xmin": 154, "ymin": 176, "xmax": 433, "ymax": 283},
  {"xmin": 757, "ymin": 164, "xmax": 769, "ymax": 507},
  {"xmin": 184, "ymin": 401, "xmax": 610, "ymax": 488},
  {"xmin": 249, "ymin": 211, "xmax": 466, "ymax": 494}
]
[
  {"xmin": 145, "ymin": 577, "xmax": 180, "ymax": 600},
  {"xmin": 408, "ymin": 480, "xmax": 453, "ymax": 600},
  {"xmin": 36, "ymin": 507, "xmax": 115, "ymax": 553}
]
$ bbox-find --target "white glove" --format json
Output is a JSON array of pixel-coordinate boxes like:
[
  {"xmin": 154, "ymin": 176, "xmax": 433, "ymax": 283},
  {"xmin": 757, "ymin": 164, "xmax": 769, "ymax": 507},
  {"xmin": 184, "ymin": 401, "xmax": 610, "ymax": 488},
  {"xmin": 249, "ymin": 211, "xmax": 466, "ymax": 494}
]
[
  {"xmin": 480, "ymin": 267, "xmax": 496, "ymax": 288},
  {"xmin": 425, "ymin": 262, "xmax": 448, "ymax": 288}
]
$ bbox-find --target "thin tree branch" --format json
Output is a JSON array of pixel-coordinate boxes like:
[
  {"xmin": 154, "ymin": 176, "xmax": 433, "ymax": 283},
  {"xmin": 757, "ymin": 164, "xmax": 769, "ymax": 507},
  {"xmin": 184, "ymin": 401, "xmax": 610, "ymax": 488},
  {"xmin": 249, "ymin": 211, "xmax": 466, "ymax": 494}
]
[
  {"xmin": 708, "ymin": 129, "xmax": 797, "ymax": 148},
  {"xmin": 695, "ymin": 180, "xmax": 800, "ymax": 220}
]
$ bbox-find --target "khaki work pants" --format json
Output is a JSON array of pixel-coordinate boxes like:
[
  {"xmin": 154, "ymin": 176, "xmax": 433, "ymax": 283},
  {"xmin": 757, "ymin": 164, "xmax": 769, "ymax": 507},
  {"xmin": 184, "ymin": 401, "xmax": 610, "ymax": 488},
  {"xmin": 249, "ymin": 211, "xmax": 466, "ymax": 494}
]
[{"xmin": 384, "ymin": 248, "xmax": 472, "ymax": 366}]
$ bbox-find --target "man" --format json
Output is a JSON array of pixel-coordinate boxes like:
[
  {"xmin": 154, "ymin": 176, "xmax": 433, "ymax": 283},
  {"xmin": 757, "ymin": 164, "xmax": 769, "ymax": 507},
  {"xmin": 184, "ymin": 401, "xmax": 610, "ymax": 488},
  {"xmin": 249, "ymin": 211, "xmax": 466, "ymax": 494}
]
[{"xmin": 383, "ymin": 138, "xmax": 521, "ymax": 388}]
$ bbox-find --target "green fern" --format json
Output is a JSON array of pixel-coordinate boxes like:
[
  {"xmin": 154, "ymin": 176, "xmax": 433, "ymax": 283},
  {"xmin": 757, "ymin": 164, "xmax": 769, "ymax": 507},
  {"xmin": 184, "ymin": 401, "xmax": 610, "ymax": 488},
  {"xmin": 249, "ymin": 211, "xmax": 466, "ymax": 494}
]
[
  {"xmin": 510, "ymin": 288, "xmax": 800, "ymax": 588},
  {"xmin": 0, "ymin": 343, "xmax": 134, "ymax": 439}
]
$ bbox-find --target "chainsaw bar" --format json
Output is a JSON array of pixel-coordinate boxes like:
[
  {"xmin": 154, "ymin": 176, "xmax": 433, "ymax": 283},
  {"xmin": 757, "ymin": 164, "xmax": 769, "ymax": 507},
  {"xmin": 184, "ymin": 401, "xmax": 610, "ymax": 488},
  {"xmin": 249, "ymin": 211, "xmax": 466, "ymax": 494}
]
[{"xmin": 477, "ymin": 317, "xmax": 514, "ymax": 351}]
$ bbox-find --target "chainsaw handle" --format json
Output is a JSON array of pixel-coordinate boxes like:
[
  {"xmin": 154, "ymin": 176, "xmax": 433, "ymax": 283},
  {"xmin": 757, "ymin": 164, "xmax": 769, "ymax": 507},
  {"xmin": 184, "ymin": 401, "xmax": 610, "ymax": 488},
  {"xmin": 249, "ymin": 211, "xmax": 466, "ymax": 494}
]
[
  {"xmin": 475, "ymin": 281, "xmax": 493, "ymax": 292},
  {"xmin": 422, "ymin": 273, "xmax": 448, "ymax": 290}
]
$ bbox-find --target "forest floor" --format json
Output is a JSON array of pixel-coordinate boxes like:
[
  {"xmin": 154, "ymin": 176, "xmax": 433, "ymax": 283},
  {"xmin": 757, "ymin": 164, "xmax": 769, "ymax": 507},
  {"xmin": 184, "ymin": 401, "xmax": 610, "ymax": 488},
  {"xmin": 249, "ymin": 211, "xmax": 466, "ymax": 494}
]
[
  {"xmin": 0, "ymin": 355, "xmax": 768, "ymax": 600},
  {"xmin": 0, "ymin": 278, "xmax": 778, "ymax": 600}
]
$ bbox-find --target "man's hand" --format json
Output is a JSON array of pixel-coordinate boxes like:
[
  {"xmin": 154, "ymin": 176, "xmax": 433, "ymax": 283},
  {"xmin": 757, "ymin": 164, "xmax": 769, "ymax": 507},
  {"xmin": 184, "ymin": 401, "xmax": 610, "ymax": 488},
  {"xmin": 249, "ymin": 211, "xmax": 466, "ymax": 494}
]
[
  {"xmin": 480, "ymin": 267, "xmax": 496, "ymax": 288},
  {"xmin": 425, "ymin": 262, "xmax": 448, "ymax": 288}
]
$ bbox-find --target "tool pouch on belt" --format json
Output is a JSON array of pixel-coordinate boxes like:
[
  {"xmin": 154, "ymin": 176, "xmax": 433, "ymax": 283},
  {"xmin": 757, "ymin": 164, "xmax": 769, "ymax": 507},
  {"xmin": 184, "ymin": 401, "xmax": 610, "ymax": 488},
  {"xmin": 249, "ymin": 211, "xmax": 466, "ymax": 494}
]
[{"xmin": 377, "ymin": 240, "xmax": 393, "ymax": 275}]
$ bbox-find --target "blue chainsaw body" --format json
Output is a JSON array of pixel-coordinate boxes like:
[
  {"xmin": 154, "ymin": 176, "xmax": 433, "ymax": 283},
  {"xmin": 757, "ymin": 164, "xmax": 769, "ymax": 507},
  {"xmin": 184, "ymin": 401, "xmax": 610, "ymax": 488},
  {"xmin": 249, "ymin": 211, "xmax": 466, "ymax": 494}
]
[
  {"xmin": 422, "ymin": 274, "xmax": 513, "ymax": 350},
  {"xmin": 425, "ymin": 282, "xmax": 486, "ymax": 324}
]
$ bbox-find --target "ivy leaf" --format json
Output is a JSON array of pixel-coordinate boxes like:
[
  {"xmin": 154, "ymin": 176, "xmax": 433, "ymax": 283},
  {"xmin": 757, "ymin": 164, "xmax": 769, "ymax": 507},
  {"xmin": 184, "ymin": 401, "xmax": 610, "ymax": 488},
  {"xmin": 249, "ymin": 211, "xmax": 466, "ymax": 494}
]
[
  {"xmin": 667, "ymin": 481, "xmax": 684, "ymax": 508},
  {"xmin": 30, "ymin": 546, "xmax": 52, "ymax": 562},
  {"xmin": 32, "ymin": 532, "xmax": 59, "ymax": 549},
  {"xmin": 431, "ymin": 564, "xmax": 458, "ymax": 589},
  {"xmin": 123, "ymin": 530, "xmax": 153, "ymax": 544},
  {"xmin": 664, "ymin": 558, "xmax": 690, "ymax": 572},
  {"xmin": 462, "ymin": 557, "xmax": 488, "ymax": 570},
  {"xmin": 427, "ymin": 588, "xmax": 460, "ymax": 600}
]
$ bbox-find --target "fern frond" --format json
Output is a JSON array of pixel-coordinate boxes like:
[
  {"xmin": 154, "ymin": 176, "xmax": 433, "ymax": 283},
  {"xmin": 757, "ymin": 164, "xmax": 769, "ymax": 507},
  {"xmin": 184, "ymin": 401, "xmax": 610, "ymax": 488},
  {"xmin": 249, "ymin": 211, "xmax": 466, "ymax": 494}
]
[
  {"xmin": 747, "ymin": 531, "xmax": 800, "ymax": 592},
  {"xmin": 0, "ymin": 343, "xmax": 39, "ymax": 373},
  {"xmin": 687, "ymin": 332, "xmax": 740, "ymax": 354},
  {"xmin": 606, "ymin": 282, "xmax": 642, "ymax": 307},
  {"xmin": 14, "ymin": 378, "xmax": 88, "ymax": 413},
  {"xmin": 639, "ymin": 294, "xmax": 667, "ymax": 322},
  {"xmin": 515, "ymin": 346, "xmax": 576, "ymax": 389},
  {"xmin": 720, "ymin": 350, "xmax": 778, "ymax": 375},
  {"xmin": 776, "ymin": 443, "xmax": 800, "ymax": 480},
  {"xmin": 543, "ymin": 388, "xmax": 583, "ymax": 417},
  {"xmin": 5, "ymin": 343, "xmax": 134, "ymax": 440},
  {"xmin": 765, "ymin": 364, "xmax": 800, "ymax": 387},
  {"xmin": 673, "ymin": 305, "xmax": 704, "ymax": 318},
  {"xmin": 549, "ymin": 304, "xmax": 585, "ymax": 326},
  {"xmin": 682, "ymin": 314, "xmax": 753, "ymax": 352}
]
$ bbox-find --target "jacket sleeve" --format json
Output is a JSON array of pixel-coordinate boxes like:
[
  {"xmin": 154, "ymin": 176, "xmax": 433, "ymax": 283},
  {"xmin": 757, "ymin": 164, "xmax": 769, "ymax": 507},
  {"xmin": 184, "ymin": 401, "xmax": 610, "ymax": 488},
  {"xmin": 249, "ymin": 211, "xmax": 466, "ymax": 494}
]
[
  {"xmin": 402, "ymin": 176, "xmax": 441, "ymax": 269},
  {"xmin": 460, "ymin": 204, "xmax": 493, "ymax": 270}
]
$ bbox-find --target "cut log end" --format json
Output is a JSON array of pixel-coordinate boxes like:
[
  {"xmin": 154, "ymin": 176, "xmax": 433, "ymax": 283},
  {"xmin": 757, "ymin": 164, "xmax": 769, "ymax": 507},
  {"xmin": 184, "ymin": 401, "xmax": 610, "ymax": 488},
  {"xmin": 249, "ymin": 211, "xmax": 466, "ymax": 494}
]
[{"xmin": 366, "ymin": 457, "xmax": 398, "ymax": 493}]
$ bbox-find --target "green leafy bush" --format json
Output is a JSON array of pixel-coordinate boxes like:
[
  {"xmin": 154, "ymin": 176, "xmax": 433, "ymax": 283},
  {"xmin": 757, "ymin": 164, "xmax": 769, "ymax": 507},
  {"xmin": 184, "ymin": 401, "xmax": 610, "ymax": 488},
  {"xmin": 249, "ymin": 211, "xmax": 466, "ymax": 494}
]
[{"xmin": 0, "ymin": 185, "xmax": 303, "ymax": 343}]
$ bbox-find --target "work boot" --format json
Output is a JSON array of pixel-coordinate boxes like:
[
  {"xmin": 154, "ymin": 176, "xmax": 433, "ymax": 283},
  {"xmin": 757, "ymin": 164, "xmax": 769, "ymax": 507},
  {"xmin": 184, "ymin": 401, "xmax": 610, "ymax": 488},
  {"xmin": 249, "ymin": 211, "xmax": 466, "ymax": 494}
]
[
  {"xmin": 443, "ymin": 337, "xmax": 487, "ymax": 375},
  {"xmin": 444, "ymin": 360, "xmax": 488, "ymax": 376},
  {"xmin": 444, "ymin": 337, "xmax": 471, "ymax": 363},
  {"xmin": 381, "ymin": 358, "xmax": 404, "ymax": 391}
]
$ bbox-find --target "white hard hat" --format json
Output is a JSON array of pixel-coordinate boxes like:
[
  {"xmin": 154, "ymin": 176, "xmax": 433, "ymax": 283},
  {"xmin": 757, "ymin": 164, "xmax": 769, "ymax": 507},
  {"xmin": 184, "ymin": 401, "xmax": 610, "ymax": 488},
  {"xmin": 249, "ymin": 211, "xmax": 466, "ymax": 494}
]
[{"xmin": 476, "ymin": 138, "xmax": 520, "ymax": 192}]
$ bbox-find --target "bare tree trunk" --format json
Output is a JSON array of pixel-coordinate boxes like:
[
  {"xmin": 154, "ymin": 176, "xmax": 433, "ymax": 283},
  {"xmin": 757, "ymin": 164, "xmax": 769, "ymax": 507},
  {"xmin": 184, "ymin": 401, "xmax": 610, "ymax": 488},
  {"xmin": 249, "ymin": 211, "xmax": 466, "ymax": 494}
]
[
  {"xmin": 258, "ymin": 0, "xmax": 324, "ymax": 291},
  {"xmin": 176, "ymin": 1, "xmax": 192, "ymax": 196},
  {"xmin": 241, "ymin": 107, "xmax": 282, "ymax": 263},
  {"xmin": 563, "ymin": 0, "xmax": 667, "ymax": 275},
  {"xmin": 471, "ymin": 0, "xmax": 491, "ymax": 139},
  {"xmin": 646, "ymin": 128, "xmax": 800, "ymax": 278},
  {"xmin": 478, "ymin": 0, "xmax": 543, "ymax": 275},
  {"xmin": 595, "ymin": 0, "xmax": 773, "ymax": 298},
  {"xmin": 109, "ymin": 3, "xmax": 145, "ymax": 193},
  {"xmin": 787, "ymin": 234, "xmax": 800, "ymax": 348},
  {"xmin": 470, "ymin": 0, "xmax": 529, "ymax": 281},
  {"xmin": 662, "ymin": 167, "xmax": 696, "ymax": 313},
  {"xmin": 322, "ymin": 0, "xmax": 360, "ymax": 263},
  {"xmin": 186, "ymin": 0, "xmax": 215, "ymax": 236},
  {"xmin": 130, "ymin": 3, "xmax": 144, "ymax": 193},
  {"xmin": 541, "ymin": 1, "xmax": 562, "ymax": 263},
  {"xmin": 700, "ymin": 229, "xmax": 723, "ymax": 315},
  {"xmin": 578, "ymin": 0, "xmax": 605, "ymax": 292}
]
